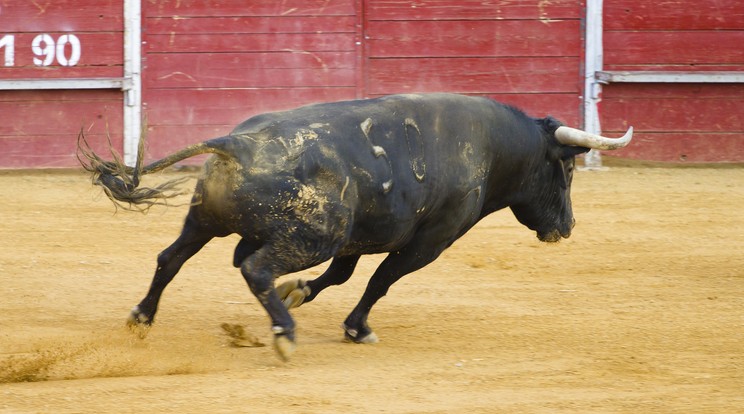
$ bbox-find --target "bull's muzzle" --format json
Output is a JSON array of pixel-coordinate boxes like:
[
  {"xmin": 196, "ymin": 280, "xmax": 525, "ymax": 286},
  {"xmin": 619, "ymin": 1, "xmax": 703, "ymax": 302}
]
[
  {"xmin": 538, "ymin": 230, "xmax": 563, "ymax": 243},
  {"xmin": 538, "ymin": 219, "xmax": 574, "ymax": 243}
]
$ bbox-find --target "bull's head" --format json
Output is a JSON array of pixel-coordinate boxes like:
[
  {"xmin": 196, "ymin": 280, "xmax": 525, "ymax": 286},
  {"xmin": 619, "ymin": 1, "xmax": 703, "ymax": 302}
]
[{"xmin": 510, "ymin": 117, "xmax": 632, "ymax": 242}]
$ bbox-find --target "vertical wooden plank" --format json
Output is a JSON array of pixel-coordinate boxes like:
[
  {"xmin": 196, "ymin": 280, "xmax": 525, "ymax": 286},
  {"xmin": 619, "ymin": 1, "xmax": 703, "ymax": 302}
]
[{"xmin": 355, "ymin": 0, "xmax": 367, "ymax": 98}]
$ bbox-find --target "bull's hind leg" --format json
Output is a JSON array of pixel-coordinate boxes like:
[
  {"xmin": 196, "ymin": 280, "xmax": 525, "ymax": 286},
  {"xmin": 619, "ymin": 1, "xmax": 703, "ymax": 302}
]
[
  {"xmin": 239, "ymin": 245, "xmax": 306, "ymax": 361},
  {"xmin": 342, "ymin": 241, "xmax": 449, "ymax": 344},
  {"xmin": 128, "ymin": 216, "xmax": 213, "ymax": 334},
  {"xmin": 276, "ymin": 255, "xmax": 361, "ymax": 309}
]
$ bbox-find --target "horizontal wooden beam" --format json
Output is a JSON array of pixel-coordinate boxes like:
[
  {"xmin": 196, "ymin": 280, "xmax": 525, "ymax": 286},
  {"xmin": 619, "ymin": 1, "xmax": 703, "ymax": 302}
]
[
  {"xmin": 596, "ymin": 71, "xmax": 744, "ymax": 84},
  {"xmin": 0, "ymin": 77, "xmax": 132, "ymax": 91}
]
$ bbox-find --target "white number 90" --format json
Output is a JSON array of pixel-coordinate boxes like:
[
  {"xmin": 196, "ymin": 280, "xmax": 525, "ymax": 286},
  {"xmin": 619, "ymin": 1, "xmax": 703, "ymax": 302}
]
[{"xmin": 32, "ymin": 34, "xmax": 81, "ymax": 67}]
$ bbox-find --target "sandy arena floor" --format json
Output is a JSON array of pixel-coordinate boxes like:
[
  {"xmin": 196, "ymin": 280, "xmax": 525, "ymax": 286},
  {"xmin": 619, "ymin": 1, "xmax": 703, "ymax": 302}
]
[{"xmin": 1, "ymin": 164, "xmax": 743, "ymax": 413}]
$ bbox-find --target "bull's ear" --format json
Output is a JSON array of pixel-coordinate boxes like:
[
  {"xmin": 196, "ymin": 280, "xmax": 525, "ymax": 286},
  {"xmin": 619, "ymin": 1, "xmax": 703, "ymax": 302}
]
[
  {"xmin": 559, "ymin": 145, "xmax": 590, "ymax": 160},
  {"xmin": 548, "ymin": 143, "xmax": 589, "ymax": 161}
]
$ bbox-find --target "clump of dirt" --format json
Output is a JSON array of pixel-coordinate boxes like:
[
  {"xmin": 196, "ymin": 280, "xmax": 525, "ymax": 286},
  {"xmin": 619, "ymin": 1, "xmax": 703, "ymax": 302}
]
[{"xmin": 220, "ymin": 323, "xmax": 265, "ymax": 348}]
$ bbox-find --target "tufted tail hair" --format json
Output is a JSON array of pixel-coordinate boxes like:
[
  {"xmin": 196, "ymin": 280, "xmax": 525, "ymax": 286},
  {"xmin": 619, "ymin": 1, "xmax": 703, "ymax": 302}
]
[{"xmin": 77, "ymin": 125, "xmax": 231, "ymax": 212}]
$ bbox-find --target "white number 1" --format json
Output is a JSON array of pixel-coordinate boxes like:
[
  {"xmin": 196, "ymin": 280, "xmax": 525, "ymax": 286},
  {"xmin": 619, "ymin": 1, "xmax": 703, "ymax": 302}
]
[{"xmin": 0, "ymin": 34, "xmax": 14, "ymax": 66}]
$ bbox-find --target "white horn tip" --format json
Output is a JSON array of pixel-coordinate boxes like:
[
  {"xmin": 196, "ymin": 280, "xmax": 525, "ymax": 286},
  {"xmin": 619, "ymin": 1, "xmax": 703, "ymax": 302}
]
[
  {"xmin": 614, "ymin": 126, "xmax": 634, "ymax": 149},
  {"xmin": 554, "ymin": 125, "xmax": 634, "ymax": 150},
  {"xmin": 624, "ymin": 126, "xmax": 634, "ymax": 139}
]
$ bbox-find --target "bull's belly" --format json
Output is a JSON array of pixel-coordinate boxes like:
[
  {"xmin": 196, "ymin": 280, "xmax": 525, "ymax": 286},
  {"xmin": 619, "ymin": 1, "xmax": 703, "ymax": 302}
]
[{"xmin": 334, "ymin": 213, "xmax": 423, "ymax": 255}]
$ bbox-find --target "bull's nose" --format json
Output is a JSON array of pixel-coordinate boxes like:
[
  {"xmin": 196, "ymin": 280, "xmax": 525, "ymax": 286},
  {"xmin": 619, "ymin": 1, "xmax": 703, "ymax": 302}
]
[{"xmin": 559, "ymin": 220, "xmax": 574, "ymax": 239}]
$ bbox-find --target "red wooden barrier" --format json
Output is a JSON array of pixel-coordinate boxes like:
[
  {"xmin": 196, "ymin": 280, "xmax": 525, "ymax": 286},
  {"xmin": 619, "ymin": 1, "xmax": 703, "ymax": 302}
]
[
  {"xmin": 6, "ymin": 0, "xmax": 739, "ymax": 167},
  {"xmin": 364, "ymin": 0, "xmax": 584, "ymax": 129},
  {"xmin": 601, "ymin": 0, "xmax": 744, "ymax": 162},
  {"xmin": 141, "ymin": 0, "xmax": 359, "ymax": 159}
]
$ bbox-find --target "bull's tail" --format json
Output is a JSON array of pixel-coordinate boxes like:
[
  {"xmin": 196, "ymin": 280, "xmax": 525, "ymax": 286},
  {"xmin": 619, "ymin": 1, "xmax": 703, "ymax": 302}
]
[{"xmin": 77, "ymin": 128, "xmax": 232, "ymax": 212}]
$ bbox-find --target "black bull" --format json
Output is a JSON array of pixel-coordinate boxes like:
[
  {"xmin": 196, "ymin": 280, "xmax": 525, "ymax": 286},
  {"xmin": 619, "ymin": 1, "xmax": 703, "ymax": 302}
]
[{"xmin": 79, "ymin": 93, "xmax": 632, "ymax": 361}]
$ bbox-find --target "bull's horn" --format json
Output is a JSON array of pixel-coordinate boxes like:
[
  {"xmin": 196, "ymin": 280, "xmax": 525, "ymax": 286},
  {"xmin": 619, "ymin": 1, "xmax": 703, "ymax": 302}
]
[{"xmin": 554, "ymin": 126, "xmax": 633, "ymax": 150}]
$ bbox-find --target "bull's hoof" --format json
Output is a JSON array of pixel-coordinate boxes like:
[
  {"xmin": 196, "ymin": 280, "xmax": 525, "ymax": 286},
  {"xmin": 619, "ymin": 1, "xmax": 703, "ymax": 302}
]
[
  {"xmin": 273, "ymin": 335, "xmax": 297, "ymax": 362},
  {"xmin": 126, "ymin": 306, "xmax": 152, "ymax": 339},
  {"xmin": 342, "ymin": 324, "xmax": 379, "ymax": 344},
  {"xmin": 276, "ymin": 279, "xmax": 311, "ymax": 309}
]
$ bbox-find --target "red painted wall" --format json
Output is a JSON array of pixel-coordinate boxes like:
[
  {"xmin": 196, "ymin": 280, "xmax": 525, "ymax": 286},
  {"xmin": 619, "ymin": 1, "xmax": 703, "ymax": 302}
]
[
  {"xmin": 364, "ymin": 0, "xmax": 583, "ymax": 126},
  {"xmin": 3, "ymin": 1, "xmax": 742, "ymax": 167},
  {"xmin": 142, "ymin": 0, "xmax": 585, "ymax": 161},
  {"xmin": 601, "ymin": 0, "xmax": 744, "ymax": 162},
  {"xmin": 0, "ymin": 0, "xmax": 124, "ymax": 168},
  {"xmin": 141, "ymin": 0, "xmax": 360, "ymax": 159}
]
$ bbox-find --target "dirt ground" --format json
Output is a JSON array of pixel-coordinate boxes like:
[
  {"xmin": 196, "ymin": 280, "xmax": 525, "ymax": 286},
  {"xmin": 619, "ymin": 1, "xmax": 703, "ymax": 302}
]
[{"xmin": 1, "ymin": 164, "xmax": 743, "ymax": 413}]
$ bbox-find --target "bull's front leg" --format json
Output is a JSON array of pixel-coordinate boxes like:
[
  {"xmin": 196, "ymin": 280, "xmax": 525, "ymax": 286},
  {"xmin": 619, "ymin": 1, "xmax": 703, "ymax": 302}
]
[{"xmin": 128, "ymin": 225, "xmax": 212, "ymax": 337}]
